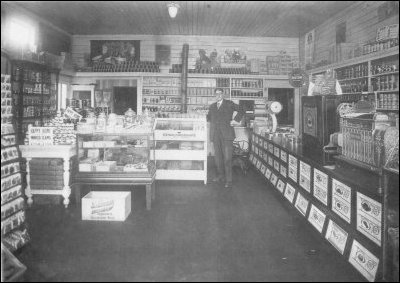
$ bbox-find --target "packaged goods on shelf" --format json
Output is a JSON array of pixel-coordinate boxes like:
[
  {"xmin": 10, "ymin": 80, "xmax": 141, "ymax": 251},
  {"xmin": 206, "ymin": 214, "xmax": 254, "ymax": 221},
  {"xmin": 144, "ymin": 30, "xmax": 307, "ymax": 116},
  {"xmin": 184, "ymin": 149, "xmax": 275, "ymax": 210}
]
[
  {"xmin": 1, "ymin": 173, "xmax": 22, "ymax": 192},
  {"xmin": 1, "ymin": 197, "xmax": 25, "ymax": 220},
  {"xmin": 1, "ymin": 185, "xmax": 23, "ymax": 205},
  {"xmin": 1, "ymin": 210, "xmax": 25, "ymax": 236}
]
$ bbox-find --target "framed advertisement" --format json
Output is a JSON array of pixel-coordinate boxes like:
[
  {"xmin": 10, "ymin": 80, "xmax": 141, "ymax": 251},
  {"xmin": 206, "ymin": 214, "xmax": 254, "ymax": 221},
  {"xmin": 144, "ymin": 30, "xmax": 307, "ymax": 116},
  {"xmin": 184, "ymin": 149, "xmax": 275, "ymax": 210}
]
[
  {"xmin": 90, "ymin": 40, "xmax": 140, "ymax": 64},
  {"xmin": 325, "ymin": 220, "xmax": 348, "ymax": 255}
]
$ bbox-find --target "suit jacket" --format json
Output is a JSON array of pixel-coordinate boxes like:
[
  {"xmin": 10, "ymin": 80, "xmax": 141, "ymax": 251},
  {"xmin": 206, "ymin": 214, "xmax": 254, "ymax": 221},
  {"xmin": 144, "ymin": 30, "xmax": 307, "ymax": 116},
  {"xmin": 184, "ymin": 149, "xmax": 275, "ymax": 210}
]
[{"xmin": 207, "ymin": 99, "xmax": 244, "ymax": 141}]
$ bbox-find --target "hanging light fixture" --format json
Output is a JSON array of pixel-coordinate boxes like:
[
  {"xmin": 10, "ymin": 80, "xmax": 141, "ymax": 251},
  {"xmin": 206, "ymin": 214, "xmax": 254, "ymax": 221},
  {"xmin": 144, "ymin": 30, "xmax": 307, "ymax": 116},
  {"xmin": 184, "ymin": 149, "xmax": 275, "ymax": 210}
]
[{"xmin": 167, "ymin": 2, "xmax": 180, "ymax": 18}]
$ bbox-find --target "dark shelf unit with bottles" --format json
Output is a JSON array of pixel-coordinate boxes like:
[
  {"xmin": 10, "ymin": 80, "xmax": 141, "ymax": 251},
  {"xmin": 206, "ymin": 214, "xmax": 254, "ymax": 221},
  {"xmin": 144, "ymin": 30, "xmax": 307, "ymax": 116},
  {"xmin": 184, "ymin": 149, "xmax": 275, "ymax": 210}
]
[{"xmin": 11, "ymin": 60, "xmax": 59, "ymax": 144}]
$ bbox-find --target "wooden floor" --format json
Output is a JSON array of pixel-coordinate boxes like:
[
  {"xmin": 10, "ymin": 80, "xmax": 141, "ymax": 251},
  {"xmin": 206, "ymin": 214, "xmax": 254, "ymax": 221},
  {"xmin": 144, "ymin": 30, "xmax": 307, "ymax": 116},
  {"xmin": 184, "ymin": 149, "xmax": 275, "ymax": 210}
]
[{"xmin": 18, "ymin": 168, "xmax": 366, "ymax": 282}]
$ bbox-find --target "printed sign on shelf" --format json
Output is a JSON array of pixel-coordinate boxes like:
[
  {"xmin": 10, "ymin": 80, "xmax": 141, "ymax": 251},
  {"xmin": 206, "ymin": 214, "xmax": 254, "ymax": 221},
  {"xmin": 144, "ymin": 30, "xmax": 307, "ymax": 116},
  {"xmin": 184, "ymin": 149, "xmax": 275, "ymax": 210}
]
[
  {"xmin": 256, "ymin": 160, "xmax": 262, "ymax": 170},
  {"xmin": 313, "ymin": 169, "xmax": 328, "ymax": 205},
  {"xmin": 325, "ymin": 220, "xmax": 348, "ymax": 255},
  {"xmin": 276, "ymin": 180, "xmax": 285, "ymax": 193},
  {"xmin": 332, "ymin": 179, "xmax": 351, "ymax": 203},
  {"xmin": 284, "ymin": 183, "xmax": 296, "ymax": 203},
  {"xmin": 268, "ymin": 143, "xmax": 274, "ymax": 154},
  {"xmin": 332, "ymin": 196, "xmax": 351, "ymax": 223},
  {"xmin": 299, "ymin": 174, "xmax": 311, "ymax": 193},
  {"xmin": 308, "ymin": 204, "xmax": 326, "ymax": 233},
  {"xmin": 348, "ymin": 240, "xmax": 379, "ymax": 282},
  {"xmin": 295, "ymin": 193, "xmax": 309, "ymax": 217}
]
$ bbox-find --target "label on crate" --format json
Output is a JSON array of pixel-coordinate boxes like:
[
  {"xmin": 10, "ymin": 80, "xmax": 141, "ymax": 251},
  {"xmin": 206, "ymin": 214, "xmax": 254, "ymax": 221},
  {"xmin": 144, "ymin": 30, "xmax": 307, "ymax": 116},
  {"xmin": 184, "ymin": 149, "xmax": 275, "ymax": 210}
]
[
  {"xmin": 308, "ymin": 204, "xmax": 326, "ymax": 233},
  {"xmin": 356, "ymin": 193, "xmax": 382, "ymax": 223},
  {"xmin": 313, "ymin": 169, "xmax": 328, "ymax": 206},
  {"xmin": 332, "ymin": 179, "xmax": 351, "ymax": 203},
  {"xmin": 265, "ymin": 168, "xmax": 272, "ymax": 180},
  {"xmin": 332, "ymin": 196, "xmax": 351, "ymax": 224},
  {"xmin": 284, "ymin": 183, "xmax": 296, "ymax": 203},
  {"xmin": 348, "ymin": 240, "xmax": 379, "ymax": 282},
  {"xmin": 357, "ymin": 212, "xmax": 381, "ymax": 246},
  {"xmin": 295, "ymin": 193, "xmax": 309, "ymax": 217},
  {"xmin": 276, "ymin": 180, "xmax": 285, "ymax": 193},
  {"xmin": 325, "ymin": 220, "xmax": 348, "ymax": 255},
  {"xmin": 288, "ymin": 155, "xmax": 298, "ymax": 183},
  {"xmin": 270, "ymin": 173, "xmax": 278, "ymax": 187},
  {"xmin": 299, "ymin": 161, "xmax": 311, "ymax": 193}
]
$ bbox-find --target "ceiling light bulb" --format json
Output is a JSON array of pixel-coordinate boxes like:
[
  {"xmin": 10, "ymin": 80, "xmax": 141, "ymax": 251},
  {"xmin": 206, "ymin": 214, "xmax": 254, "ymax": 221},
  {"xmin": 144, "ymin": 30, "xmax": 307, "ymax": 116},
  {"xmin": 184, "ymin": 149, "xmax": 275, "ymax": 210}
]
[{"xmin": 167, "ymin": 2, "xmax": 179, "ymax": 18}]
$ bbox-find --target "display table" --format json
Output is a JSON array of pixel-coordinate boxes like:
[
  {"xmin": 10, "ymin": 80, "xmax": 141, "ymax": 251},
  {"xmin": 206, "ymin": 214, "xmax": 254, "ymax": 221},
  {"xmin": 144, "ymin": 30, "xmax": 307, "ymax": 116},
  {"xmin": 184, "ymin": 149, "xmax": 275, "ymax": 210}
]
[{"xmin": 19, "ymin": 144, "xmax": 76, "ymax": 208}]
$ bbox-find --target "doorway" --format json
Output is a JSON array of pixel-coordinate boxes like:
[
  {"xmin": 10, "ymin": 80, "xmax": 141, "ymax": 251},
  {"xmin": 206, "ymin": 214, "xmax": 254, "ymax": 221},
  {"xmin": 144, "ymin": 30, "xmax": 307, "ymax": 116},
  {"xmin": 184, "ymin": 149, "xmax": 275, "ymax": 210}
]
[
  {"xmin": 113, "ymin": 87, "xmax": 137, "ymax": 115},
  {"xmin": 268, "ymin": 88, "xmax": 294, "ymax": 126}
]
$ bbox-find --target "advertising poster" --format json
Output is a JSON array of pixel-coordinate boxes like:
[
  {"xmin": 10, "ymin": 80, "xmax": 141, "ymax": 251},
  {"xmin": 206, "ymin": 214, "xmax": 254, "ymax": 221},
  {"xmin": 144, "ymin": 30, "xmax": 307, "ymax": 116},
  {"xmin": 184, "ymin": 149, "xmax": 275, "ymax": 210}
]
[
  {"xmin": 313, "ymin": 169, "xmax": 328, "ymax": 206},
  {"xmin": 357, "ymin": 193, "xmax": 382, "ymax": 223},
  {"xmin": 295, "ymin": 193, "xmax": 309, "ymax": 217},
  {"xmin": 260, "ymin": 164, "xmax": 267, "ymax": 175},
  {"xmin": 288, "ymin": 155, "xmax": 298, "ymax": 183},
  {"xmin": 270, "ymin": 173, "xmax": 278, "ymax": 187},
  {"xmin": 265, "ymin": 168, "xmax": 272, "ymax": 180},
  {"xmin": 348, "ymin": 240, "xmax": 379, "ymax": 282},
  {"xmin": 281, "ymin": 150, "xmax": 287, "ymax": 163},
  {"xmin": 280, "ymin": 166, "xmax": 287, "ymax": 178},
  {"xmin": 325, "ymin": 220, "xmax": 348, "ymax": 255},
  {"xmin": 274, "ymin": 147, "xmax": 280, "ymax": 158},
  {"xmin": 274, "ymin": 160, "xmax": 280, "ymax": 172},
  {"xmin": 332, "ymin": 179, "xmax": 352, "ymax": 203},
  {"xmin": 284, "ymin": 183, "xmax": 296, "ymax": 203},
  {"xmin": 357, "ymin": 212, "xmax": 381, "ymax": 246},
  {"xmin": 308, "ymin": 204, "xmax": 326, "ymax": 233},
  {"xmin": 299, "ymin": 161, "xmax": 311, "ymax": 193},
  {"xmin": 332, "ymin": 196, "xmax": 351, "ymax": 223}
]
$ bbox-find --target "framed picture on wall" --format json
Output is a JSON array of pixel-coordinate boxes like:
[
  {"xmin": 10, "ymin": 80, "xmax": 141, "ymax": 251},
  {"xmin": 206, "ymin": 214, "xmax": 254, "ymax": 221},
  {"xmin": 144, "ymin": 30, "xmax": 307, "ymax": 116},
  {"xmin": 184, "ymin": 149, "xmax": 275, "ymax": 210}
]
[
  {"xmin": 90, "ymin": 40, "xmax": 140, "ymax": 64},
  {"xmin": 155, "ymin": 45, "xmax": 171, "ymax": 65}
]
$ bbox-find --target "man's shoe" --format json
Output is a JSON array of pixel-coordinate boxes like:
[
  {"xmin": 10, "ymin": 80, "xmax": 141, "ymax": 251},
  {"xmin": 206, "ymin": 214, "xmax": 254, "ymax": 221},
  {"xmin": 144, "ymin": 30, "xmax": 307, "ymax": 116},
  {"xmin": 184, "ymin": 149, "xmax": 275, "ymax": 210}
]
[{"xmin": 224, "ymin": 182, "xmax": 232, "ymax": 188}]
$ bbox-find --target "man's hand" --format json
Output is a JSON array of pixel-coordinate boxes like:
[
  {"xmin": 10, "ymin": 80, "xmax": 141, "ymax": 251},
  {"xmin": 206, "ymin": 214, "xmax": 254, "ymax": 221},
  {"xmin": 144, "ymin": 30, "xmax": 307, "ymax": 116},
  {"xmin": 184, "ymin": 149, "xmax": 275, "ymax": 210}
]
[{"xmin": 230, "ymin": 120, "xmax": 241, "ymax": 126}]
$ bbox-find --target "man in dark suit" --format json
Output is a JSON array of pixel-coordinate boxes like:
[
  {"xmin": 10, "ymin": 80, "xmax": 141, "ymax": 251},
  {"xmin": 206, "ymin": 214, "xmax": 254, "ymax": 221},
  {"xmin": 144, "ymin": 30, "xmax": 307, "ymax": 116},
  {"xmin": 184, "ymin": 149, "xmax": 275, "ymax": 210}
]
[{"xmin": 207, "ymin": 88, "xmax": 244, "ymax": 188}]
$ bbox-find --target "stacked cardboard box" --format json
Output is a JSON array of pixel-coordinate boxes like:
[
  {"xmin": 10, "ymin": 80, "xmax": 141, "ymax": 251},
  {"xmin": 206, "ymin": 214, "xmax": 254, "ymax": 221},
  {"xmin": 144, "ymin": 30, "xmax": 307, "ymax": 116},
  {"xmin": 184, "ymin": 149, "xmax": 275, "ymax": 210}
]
[{"xmin": 29, "ymin": 158, "xmax": 73, "ymax": 190}]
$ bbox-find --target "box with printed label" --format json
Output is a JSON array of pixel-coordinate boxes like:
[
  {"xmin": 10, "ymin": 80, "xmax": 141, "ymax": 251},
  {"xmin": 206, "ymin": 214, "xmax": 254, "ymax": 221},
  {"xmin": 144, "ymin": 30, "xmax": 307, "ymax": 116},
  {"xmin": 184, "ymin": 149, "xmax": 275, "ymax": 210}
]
[{"xmin": 82, "ymin": 191, "xmax": 131, "ymax": 221}]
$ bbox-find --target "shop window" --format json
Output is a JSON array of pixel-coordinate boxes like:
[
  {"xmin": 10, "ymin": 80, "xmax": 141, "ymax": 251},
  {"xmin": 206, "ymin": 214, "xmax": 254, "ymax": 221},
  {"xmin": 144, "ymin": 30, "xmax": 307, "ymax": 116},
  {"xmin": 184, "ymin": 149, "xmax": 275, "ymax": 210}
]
[{"xmin": 7, "ymin": 18, "xmax": 36, "ymax": 52}]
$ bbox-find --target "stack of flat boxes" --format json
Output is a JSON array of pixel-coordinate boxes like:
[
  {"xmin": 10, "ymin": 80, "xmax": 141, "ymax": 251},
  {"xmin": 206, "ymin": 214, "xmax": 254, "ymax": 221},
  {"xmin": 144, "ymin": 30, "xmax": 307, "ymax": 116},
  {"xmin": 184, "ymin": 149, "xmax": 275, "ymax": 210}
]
[{"xmin": 28, "ymin": 158, "xmax": 75, "ymax": 203}]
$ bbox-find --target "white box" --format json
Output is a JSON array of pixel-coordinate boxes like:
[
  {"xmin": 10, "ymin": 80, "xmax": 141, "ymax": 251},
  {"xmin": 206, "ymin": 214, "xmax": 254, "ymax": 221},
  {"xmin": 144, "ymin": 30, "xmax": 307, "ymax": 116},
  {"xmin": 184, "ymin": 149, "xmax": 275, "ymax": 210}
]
[{"xmin": 82, "ymin": 191, "xmax": 131, "ymax": 221}]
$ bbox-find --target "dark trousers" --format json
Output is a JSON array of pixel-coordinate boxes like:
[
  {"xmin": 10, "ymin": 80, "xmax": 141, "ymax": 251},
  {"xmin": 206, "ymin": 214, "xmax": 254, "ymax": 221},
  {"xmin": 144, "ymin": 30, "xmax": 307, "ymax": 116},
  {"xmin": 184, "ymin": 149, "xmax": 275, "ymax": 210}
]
[{"xmin": 213, "ymin": 129, "xmax": 233, "ymax": 183}]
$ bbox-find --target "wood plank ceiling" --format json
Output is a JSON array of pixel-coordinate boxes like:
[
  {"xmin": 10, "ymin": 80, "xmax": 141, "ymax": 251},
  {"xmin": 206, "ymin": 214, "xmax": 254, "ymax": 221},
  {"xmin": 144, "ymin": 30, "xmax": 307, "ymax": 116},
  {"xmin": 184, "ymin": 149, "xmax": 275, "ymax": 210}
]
[{"xmin": 6, "ymin": 1, "xmax": 356, "ymax": 37}]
